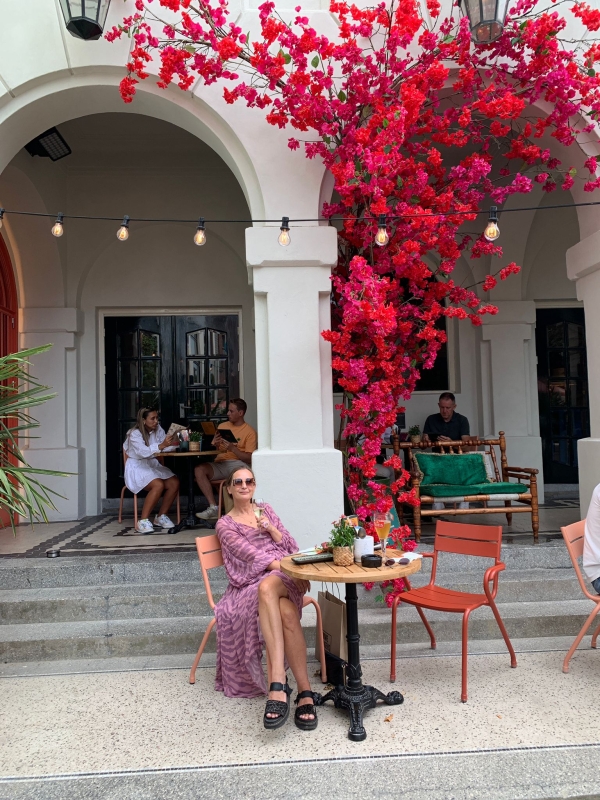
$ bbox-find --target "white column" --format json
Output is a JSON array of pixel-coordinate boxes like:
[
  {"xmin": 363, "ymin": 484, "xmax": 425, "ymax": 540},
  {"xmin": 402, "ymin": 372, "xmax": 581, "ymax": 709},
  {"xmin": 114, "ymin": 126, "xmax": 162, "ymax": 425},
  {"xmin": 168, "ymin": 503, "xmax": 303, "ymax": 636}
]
[
  {"xmin": 246, "ymin": 226, "xmax": 343, "ymax": 550},
  {"xmin": 20, "ymin": 308, "xmax": 85, "ymax": 520},
  {"xmin": 567, "ymin": 231, "xmax": 600, "ymax": 513},
  {"xmin": 480, "ymin": 301, "xmax": 544, "ymax": 501}
]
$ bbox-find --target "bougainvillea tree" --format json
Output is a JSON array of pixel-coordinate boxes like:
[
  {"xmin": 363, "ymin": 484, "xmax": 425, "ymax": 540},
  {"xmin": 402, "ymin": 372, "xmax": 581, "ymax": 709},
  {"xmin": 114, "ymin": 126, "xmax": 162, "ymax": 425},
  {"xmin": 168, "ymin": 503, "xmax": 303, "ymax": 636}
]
[{"xmin": 109, "ymin": 0, "xmax": 600, "ymax": 599}]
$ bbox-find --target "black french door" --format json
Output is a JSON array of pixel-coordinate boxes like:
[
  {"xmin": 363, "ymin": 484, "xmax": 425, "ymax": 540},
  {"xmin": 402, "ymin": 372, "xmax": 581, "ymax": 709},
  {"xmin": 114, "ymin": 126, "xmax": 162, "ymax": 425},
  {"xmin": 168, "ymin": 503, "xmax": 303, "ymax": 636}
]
[
  {"xmin": 105, "ymin": 315, "xmax": 239, "ymax": 497},
  {"xmin": 536, "ymin": 308, "xmax": 588, "ymax": 484}
]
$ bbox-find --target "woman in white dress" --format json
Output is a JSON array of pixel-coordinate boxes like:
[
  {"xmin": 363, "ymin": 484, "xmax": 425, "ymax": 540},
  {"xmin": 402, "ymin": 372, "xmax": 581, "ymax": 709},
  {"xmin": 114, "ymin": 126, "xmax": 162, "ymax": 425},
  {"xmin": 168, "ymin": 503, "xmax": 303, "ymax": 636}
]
[{"xmin": 123, "ymin": 408, "xmax": 180, "ymax": 534}]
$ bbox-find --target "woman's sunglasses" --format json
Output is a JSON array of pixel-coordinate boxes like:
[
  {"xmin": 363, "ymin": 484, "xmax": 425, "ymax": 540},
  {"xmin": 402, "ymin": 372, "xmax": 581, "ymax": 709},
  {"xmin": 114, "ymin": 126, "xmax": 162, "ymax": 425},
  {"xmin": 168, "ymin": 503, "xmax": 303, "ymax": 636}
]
[{"xmin": 232, "ymin": 478, "xmax": 256, "ymax": 487}]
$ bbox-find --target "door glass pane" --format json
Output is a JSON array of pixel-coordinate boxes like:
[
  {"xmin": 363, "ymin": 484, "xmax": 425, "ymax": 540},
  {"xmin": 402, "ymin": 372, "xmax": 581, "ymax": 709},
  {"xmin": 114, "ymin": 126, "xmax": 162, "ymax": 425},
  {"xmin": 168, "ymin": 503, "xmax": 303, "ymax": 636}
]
[
  {"xmin": 569, "ymin": 381, "xmax": 588, "ymax": 407},
  {"xmin": 208, "ymin": 330, "xmax": 227, "ymax": 356},
  {"xmin": 548, "ymin": 350, "xmax": 566, "ymax": 378},
  {"xmin": 188, "ymin": 389, "xmax": 206, "ymax": 416},
  {"xmin": 572, "ymin": 408, "xmax": 590, "ymax": 439},
  {"xmin": 140, "ymin": 331, "xmax": 160, "ymax": 357},
  {"xmin": 547, "ymin": 322, "xmax": 564, "ymax": 348},
  {"xmin": 552, "ymin": 439, "xmax": 570, "ymax": 464},
  {"xmin": 141, "ymin": 390, "xmax": 160, "ymax": 410},
  {"xmin": 209, "ymin": 388, "xmax": 228, "ymax": 416},
  {"xmin": 141, "ymin": 361, "xmax": 160, "ymax": 389},
  {"xmin": 187, "ymin": 359, "xmax": 206, "ymax": 386},
  {"xmin": 119, "ymin": 360, "xmax": 138, "ymax": 388},
  {"xmin": 569, "ymin": 350, "xmax": 586, "ymax": 378},
  {"xmin": 208, "ymin": 359, "xmax": 227, "ymax": 386},
  {"xmin": 549, "ymin": 381, "xmax": 566, "ymax": 406},
  {"xmin": 568, "ymin": 323, "xmax": 585, "ymax": 348},
  {"xmin": 187, "ymin": 330, "xmax": 206, "ymax": 356},
  {"xmin": 120, "ymin": 391, "xmax": 139, "ymax": 419},
  {"xmin": 551, "ymin": 409, "xmax": 568, "ymax": 436},
  {"xmin": 119, "ymin": 331, "xmax": 138, "ymax": 358}
]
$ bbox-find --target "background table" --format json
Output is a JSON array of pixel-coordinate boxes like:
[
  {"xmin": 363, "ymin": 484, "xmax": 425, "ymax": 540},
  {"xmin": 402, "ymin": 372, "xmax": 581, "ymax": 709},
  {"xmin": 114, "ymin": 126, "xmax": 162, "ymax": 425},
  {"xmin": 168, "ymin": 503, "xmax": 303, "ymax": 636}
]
[
  {"xmin": 280, "ymin": 550, "xmax": 421, "ymax": 741},
  {"xmin": 160, "ymin": 450, "xmax": 219, "ymax": 529}
]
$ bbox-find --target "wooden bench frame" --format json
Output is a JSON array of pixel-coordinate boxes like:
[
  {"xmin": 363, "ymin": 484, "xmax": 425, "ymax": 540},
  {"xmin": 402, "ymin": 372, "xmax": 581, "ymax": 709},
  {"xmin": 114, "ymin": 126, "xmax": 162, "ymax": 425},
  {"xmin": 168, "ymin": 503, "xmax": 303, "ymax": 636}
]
[{"xmin": 392, "ymin": 431, "xmax": 540, "ymax": 542}]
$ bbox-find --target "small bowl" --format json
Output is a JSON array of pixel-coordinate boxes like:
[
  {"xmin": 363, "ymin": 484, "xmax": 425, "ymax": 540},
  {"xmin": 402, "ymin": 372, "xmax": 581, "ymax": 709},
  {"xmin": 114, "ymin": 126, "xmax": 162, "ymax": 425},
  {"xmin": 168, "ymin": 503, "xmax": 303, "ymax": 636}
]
[{"xmin": 361, "ymin": 554, "xmax": 382, "ymax": 568}]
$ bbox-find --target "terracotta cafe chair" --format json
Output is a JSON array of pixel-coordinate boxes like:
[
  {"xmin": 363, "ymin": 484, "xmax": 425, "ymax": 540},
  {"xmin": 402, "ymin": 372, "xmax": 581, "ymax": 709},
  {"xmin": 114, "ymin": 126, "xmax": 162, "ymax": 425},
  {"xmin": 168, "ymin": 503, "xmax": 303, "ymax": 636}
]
[
  {"xmin": 560, "ymin": 520, "xmax": 600, "ymax": 673},
  {"xmin": 390, "ymin": 520, "xmax": 517, "ymax": 702},
  {"xmin": 189, "ymin": 535, "xmax": 328, "ymax": 685},
  {"xmin": 118, "ymin": 450, "xmax": 181, "ymax": 528}
]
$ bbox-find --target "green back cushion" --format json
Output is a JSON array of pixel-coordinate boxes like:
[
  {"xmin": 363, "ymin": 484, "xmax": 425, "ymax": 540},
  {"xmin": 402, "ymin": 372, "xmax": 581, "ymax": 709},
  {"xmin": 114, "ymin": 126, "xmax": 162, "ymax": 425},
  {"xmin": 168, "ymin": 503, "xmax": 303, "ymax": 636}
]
[
  {"xmin": 420, "ymin": 482, "xmax": 529, "ymax": 497},
  {"xmin": 413, "ymin": 452, "xmax": 489, "ymax": 486}
]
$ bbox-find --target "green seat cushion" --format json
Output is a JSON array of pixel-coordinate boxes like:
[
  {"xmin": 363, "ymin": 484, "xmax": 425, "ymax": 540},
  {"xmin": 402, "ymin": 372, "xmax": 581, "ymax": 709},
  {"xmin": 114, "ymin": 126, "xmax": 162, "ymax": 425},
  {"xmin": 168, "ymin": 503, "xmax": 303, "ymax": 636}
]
[
  {"xmin": 414, "ymin": 452, "xmax": 490, "ymax": 486},
  {"xmin": 420, "ymin": 482, "xmax": 529, "ymax": 498}
]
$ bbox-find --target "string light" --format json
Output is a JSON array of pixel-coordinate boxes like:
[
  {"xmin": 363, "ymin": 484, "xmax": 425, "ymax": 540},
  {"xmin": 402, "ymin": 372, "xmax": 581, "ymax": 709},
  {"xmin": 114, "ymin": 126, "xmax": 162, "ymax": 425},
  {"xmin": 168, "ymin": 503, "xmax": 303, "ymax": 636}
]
[
  {"xmin": 116, "ymin": 215, "xmax": 130, "ymax": 242},
  {"xmin": 374, "ymin": 214, "xmax": 389, "ymax": 247},
  {"xmin": 51, "ymin": 213, "xmax": 64, "ymax": 237},
  {"xmin": 484, "ymin": 206, "xmax": 500, "ymax": 241},
  {"xmin": 278, "ymin": 216, "xmax": 291, "ymax": 247},
  {"xmin": 193, "ymin": 217, "xmax": 206, "ymax": 246},
  {"xmin": 0, "ymin": 208, "xmax": 4, "ymax": 230}
]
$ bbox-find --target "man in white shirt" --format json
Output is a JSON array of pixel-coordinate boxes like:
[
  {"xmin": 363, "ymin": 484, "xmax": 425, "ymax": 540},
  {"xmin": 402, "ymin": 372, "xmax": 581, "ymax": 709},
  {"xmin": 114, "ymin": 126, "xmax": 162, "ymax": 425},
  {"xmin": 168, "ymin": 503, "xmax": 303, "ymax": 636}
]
[{"xmin": 583, "ymin": 483, "xmax": 600, "ymax": 594}]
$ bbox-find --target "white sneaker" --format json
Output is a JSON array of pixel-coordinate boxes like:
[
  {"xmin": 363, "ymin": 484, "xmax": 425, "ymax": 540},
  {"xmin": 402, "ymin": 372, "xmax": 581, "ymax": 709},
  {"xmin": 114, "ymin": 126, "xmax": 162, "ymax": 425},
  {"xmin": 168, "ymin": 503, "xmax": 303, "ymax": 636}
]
[
  {"xmin": 432, "ymin": 502, "xmax": 444, "ymax": 510},
  {"xmin": 154, "ymin": 514, "xmax": 175, "ymax": 529},
  {"xmin": 135, "ymin": 519, "xmax": 154, "ymax": 534},
  {"xmin": 196, "ymin": 505, "xmax": 218, "ymax": 520}
]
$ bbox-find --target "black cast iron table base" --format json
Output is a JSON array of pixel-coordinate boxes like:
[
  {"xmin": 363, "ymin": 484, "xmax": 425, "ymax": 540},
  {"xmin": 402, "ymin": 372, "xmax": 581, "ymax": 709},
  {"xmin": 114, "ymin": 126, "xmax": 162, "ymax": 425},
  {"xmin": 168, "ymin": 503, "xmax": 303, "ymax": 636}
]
[
  {"xmin": 315, "ymin": 582, "xmax": 403, "ymax": 741},
  {"xmin": 171, "ymin": 453, "xmax": 216, "ymax": 533}
]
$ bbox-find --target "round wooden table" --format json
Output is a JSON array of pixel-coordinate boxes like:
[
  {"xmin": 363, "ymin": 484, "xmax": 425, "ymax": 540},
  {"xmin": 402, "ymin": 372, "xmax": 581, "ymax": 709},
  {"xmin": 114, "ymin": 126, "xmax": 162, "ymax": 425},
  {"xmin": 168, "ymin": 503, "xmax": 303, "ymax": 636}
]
[
  {"xmin": 280, "ymin": 550, "xmax": 421, "ymax": 742},
  {"xmin": 160, "ymin": 450, "xmax": 219, "ymax": 529}
]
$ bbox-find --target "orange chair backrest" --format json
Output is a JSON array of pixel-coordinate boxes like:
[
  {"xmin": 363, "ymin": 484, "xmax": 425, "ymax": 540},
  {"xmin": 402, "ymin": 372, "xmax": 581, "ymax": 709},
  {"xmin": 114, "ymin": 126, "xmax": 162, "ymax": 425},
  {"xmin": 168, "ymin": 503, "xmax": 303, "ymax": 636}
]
[
  {"xmin": 434, "ymin": 520, "xmax": 502, "ymax": 560},
  {"xmin": 561, "ymin": 520, "xmax": 597, "ymax": 602},
  {"xmin": 195, "ymin": 535, "xmax": 224, "ymax": 610}
]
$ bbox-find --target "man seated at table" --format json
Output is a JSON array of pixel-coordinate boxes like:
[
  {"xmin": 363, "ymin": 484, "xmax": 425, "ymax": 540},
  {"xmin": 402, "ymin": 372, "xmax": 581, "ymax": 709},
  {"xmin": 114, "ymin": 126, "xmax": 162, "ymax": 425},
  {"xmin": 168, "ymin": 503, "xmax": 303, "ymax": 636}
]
[
  {"xmin": 422, "ymin": 392, "xmax": 472, "ymax": 511},
  {"xmin": 195, "ymin": 398, "xmax": 257, "ymax": 520}
]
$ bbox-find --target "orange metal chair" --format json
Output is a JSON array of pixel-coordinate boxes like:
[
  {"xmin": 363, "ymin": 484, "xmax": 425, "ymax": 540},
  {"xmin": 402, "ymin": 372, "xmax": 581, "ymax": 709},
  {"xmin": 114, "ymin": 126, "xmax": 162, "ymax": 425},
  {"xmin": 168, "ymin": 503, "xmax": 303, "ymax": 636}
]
[
  {"xmin": 118, "ymin": 451, "xmax": 181, "ymax": 527},
  {"xmin": 560, "ymin": 520, "xmax": 600, "ymax": 673},
  {"xmin": 390, "ymin": 520, "xmax": 517, "ymax": 702},
  {"xmin": 189, "ymin": 534, "xmax": 328, "ymax": 685}
]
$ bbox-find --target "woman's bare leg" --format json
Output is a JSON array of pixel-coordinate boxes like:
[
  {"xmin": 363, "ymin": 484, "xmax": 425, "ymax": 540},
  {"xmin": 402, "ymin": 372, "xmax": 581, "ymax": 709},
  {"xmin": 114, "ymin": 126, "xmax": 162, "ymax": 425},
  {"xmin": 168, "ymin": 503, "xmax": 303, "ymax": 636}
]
[
  {"xmin": 158, "ymin": 475, "xmax": 179, "ymax": 515},
  {"xmin": 141, "ymin": 479, "xmax": 164, "ymax": 520},
  {"xmin": 258, "ymin": 575, "xmax": 290, "ymax": 717},
  {"xmin": 279, "ymin": 597, "xmax": 315, "ymax": 721}
]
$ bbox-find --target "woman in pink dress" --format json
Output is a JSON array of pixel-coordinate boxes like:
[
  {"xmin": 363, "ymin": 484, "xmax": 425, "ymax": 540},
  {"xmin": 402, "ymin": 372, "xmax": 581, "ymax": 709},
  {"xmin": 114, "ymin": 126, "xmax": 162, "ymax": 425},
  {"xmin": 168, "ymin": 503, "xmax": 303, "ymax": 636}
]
[{"xmin": 214, "ymin": 466, "xmax": 318, "ymax": 731}]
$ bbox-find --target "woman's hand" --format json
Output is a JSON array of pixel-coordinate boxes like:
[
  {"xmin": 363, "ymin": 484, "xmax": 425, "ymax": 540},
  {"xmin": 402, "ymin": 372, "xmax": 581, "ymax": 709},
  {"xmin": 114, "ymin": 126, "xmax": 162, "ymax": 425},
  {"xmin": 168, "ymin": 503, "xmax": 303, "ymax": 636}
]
[
  {"xmin": 293, "ymin": 578, "xmax": 311, "ymax": 594},
  {"xmin": 159, "ymin": 435, "xmax": 177, "ymax": 450}
]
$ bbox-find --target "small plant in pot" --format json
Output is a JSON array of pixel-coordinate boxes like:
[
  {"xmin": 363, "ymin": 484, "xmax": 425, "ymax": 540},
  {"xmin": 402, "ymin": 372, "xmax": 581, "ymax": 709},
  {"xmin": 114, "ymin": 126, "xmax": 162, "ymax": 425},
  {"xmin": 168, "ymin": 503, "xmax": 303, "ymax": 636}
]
[
  {"xmin": 329, "ymin": 517, "xmax": 357, "ymax": 566},
  {"xmin": 408, "ymin": 425, "xmax": 421, "ymax": 445},
  {"xmin": 189, "ymin": 430, "xmax": 202, "ymax": 451}
]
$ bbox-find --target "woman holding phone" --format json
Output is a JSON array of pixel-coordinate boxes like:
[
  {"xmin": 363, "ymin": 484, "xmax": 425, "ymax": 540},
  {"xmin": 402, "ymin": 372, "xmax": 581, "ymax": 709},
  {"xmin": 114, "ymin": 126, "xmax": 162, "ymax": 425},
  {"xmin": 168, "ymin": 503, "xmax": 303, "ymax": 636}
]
[{"xmin": 123, "ymin": 408, "xmax": 180, "ymax": 534}]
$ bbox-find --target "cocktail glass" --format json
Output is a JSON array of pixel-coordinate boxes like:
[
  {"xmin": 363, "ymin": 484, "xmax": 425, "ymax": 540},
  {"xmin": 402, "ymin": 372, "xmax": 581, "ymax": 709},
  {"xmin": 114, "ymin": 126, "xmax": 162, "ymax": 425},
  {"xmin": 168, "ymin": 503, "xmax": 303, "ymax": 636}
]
[{"xmin": 373, "ymin": 512, "xmax": 392, "ymax": 558}]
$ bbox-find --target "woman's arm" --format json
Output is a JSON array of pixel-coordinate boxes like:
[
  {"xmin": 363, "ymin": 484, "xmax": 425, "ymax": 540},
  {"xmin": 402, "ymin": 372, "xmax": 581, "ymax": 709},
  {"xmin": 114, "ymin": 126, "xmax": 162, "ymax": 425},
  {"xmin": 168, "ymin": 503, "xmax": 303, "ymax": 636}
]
[
  {"xmin": 217, "ymin": 518, "xmax": 275, "ymax": 587},
  {"xmin": 124, "ymin": 429, "xmax": 161, "ymax": 459},
  {"xmin": 156, "ymin": 426, "xmax": 177, "ymax": 452},
  {"xmin": 262, "ymin": 505, "xmax": 299, "ymax": 553}
]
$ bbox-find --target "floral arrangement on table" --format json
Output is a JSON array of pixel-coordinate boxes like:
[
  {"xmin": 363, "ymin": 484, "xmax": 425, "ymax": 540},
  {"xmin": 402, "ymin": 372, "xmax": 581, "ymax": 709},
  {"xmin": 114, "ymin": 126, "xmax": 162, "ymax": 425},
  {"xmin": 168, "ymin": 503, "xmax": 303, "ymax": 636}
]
[
  {"xmin": 329, "ymin": 516, "xmax": 357, "ymax": 549},
  {"xmin": 189, "ymin": 431, "xmax": 202, "ymax": 442},
  {"xmin": 109, "ymin": 0, "xmax": 600, "ymax": 602}
]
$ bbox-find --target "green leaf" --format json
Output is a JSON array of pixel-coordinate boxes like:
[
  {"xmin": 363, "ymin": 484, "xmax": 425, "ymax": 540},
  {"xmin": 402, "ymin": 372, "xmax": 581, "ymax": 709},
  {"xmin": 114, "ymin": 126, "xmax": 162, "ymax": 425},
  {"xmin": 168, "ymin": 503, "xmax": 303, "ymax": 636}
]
[
  {"xmin": 375, "ymin": 595, "xmax": 384, "ymax": 604},
  {"xmin": 383, "ymin": 145, "xmax": 392, "ymax": 154},
  {"xmin": 588, "ymin": 68, "xmax": 596, "ymax": 77},
  {"xmin": 284, "ymin": 53, "xmax": 292, "ymax": 64},
  {"xmin": 569, "ymin": 167, "xmax": 577, "ymax": 177},
  {"xmin": 338, "ymin": 90, "xmax": 346, "ymax": 102},
  {"xmin": 397, "ymin": 176, "xmax": 404, "ymax": 188},
  {"xmin": 311, "ymin": 55, "xmax": 320, "ymax": 68},
  {"xmin": 383, "ymin": 118, "xmax": 389, "ymax": 128},
  {"xmin": 184, "ymin": 44, "xmax": 196, "ymax": 54}
]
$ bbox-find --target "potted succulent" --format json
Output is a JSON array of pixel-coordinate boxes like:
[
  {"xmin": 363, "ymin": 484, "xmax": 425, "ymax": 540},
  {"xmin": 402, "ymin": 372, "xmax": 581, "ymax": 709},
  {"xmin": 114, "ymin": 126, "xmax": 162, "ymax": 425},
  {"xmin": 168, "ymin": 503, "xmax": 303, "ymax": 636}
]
[
  {"xmin": 329, "ymin": 516, "xmax": 357, "ymax": 566},
  {"xmin": 189, "ymin": 430, "xmax": 202, "ymax": 451},
  {"xmin": 408, "ymin": 425, "xmax": 421, "ymax": 445}
]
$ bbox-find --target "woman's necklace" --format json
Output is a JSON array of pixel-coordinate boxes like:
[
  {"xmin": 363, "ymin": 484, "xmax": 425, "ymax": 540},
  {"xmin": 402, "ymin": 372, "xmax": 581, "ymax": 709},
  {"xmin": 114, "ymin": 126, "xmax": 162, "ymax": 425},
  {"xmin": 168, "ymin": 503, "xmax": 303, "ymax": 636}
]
[{"xmin": 231, "ymin": 507, "xmax": 257, "ymax": 527}]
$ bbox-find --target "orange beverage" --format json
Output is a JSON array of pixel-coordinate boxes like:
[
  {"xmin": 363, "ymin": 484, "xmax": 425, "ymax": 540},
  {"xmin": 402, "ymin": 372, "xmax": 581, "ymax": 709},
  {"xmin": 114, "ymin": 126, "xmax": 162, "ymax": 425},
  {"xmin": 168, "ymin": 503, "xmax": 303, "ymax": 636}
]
[{"xmin": 373, "ymin": 513, "xmax": 392, "ymax": 556}]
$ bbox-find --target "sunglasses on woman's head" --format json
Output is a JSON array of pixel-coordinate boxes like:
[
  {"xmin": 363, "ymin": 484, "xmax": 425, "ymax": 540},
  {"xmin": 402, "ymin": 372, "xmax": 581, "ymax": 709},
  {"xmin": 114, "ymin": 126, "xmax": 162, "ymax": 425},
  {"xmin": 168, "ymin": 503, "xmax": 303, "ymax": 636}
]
[{"xmin": 232, "ymin": 478, "xmax": 256, "ymax": 487}]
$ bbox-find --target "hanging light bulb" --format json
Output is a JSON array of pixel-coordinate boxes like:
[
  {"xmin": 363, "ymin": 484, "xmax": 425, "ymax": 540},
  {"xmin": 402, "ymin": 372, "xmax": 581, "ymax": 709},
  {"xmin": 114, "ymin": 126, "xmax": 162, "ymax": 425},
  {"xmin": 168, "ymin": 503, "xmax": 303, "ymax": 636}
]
[
  {"xmin": 278, "ymin": 216, "xmax": 291, "ymax": 247},
  {"xmin": 193, "ymin": 218, "xmax": 206, "ymax": 246},
  {"xmin": 0, "ymin": 209, "xmax": 4, "ymax": 230},
  {"xmin": 484, "ymin": 206, "xmax": 500, "ymax": 241},
  {"xmin": 374, "ymin": 214, "xmax": 389, "ymax": 247},
  {"xmin": 117, "ymin": 215, "xmax": 130, "ymax": 241},
  {"xmin": 51, "ymin": 213, "xmax": 64, "ymax": 237}
]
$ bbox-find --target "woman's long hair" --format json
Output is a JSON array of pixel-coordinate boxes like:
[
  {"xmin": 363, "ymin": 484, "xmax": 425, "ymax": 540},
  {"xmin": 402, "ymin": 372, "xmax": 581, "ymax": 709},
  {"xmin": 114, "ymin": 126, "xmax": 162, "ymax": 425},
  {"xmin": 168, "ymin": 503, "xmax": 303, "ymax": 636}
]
[{"xmin": 126, "ymin": 407, "xmax": 155, "ymax": 449}]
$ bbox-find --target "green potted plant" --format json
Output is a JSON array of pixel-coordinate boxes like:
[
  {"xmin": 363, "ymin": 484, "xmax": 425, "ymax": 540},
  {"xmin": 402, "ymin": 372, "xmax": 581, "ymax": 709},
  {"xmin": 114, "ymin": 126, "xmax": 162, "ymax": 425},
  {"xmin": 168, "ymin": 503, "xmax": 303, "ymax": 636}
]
[
  {"xmin": 329, "ymin": 516, "xmax": 357, "ymax": 566},
  {"xmin": 408, "ymin": 424, "xmax": 421, "ymax": 445},
  {"xmin": 189, "ymin": 430, "xmax": 202, "ymax": 452}
]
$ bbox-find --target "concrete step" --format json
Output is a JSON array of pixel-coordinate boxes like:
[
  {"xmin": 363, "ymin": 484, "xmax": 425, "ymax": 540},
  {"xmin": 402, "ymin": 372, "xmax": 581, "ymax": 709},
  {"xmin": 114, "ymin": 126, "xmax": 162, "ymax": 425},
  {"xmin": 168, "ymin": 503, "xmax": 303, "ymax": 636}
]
[{"xmin": 0, "ymin": 597, "xmax": 595, "ymax": 663}]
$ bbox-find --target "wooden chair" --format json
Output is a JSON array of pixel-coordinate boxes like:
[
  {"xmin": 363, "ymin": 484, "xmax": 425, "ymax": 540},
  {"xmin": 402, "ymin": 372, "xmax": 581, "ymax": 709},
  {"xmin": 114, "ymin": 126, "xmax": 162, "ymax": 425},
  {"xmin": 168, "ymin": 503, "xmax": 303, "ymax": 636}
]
[
  {"xmin": 392, "ymin": 432, "xmax": 539, "ymax": 541},
  {"xmin": 118, "ymin": 451, "xmax": 181, "ymax": 527},
  {"xmin": 390, "ymin": 520, "xmax": 517, "ymax": 702},
  {"xmin": 560, "ymin": 520, "xmax": 600, "ymax": 673},
  {"xmin": 210, "ymin": 479, "xmax": 227, "ymax": 518},
  {"xmin": 189, "ymin": 535, "xmax": 328, "ymax": 685}
]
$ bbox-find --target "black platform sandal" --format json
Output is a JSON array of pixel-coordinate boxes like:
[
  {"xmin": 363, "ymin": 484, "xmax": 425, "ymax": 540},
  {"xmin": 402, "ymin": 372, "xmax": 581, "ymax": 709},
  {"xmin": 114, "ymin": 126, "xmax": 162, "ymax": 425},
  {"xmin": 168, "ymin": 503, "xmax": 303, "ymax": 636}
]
[
  {"xmin": 294, "ymin": 690, "xmax": 318, "ymax": 731},
  {"xmin": 263, "ymin": 681, "xmax": 292, "ymax": 730}
]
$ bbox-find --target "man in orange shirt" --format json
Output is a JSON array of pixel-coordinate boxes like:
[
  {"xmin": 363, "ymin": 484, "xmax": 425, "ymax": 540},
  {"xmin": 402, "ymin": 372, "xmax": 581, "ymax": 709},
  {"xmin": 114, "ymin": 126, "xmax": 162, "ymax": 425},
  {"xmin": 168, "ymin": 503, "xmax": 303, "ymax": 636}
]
[{"xmin": 195, "ymin": 398, "xmax": 257, "ymax": 520}]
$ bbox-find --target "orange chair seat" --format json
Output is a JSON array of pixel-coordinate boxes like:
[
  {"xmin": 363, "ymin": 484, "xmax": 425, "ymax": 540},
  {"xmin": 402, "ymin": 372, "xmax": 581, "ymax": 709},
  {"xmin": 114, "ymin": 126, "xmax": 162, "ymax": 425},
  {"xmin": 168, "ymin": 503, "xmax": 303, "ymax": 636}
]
[{"xmin": 402, "ymin": 586, "xmax": 487, "ymax": 613}]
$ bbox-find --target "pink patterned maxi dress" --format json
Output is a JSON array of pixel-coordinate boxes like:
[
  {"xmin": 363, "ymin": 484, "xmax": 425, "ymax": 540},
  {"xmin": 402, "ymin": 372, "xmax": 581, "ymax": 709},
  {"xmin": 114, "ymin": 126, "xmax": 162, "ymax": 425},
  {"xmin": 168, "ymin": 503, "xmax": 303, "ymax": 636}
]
[{"xmin": 214, "ymin": 504, "xmax": 304, "ymax": 698}]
